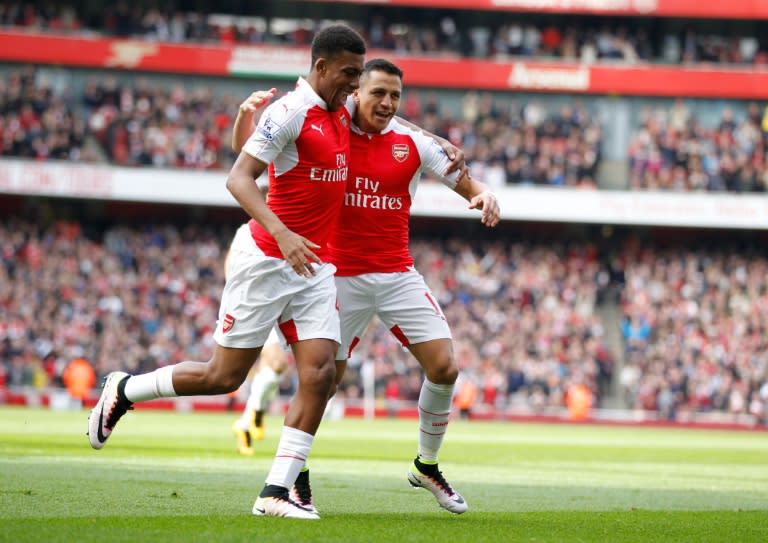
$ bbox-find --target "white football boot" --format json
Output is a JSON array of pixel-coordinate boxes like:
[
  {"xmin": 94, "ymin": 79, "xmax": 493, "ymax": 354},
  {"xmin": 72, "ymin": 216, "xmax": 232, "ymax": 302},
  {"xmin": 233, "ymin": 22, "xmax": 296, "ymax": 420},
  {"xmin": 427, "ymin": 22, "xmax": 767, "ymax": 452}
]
[
  {"xmin": 252, "ymin": 488, "xmax": 319, "ymax": 520},
  {"xmin": 289, "ymin": 469, "xmax": 317, "ymax": 514},
  {"xmin": 407, "ymin": 458, "xmax": 468, "ymax": 514},
  {"xmin": 88, "ymin": 371, "xmax": 133, "ymax": 449}
]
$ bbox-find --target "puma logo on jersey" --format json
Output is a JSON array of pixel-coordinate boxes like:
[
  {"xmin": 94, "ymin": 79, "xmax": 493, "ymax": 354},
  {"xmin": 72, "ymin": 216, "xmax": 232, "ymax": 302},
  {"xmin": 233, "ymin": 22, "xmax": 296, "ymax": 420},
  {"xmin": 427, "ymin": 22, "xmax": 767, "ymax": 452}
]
[{"xmin": 310, "ymin": 123, "xmax": 325, "ymax": 136}]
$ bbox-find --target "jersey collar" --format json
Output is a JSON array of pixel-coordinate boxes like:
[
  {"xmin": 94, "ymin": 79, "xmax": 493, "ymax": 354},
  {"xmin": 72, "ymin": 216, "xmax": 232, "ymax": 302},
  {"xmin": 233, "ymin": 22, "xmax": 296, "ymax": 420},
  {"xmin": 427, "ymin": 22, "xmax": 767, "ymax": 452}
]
[
  {"xmin": 296, "ymin": 77, "xmax": 328, "ymax": 110},
  {"xmin": 350, "ymin": 118, "xmax": 396, "ymax": 137}
]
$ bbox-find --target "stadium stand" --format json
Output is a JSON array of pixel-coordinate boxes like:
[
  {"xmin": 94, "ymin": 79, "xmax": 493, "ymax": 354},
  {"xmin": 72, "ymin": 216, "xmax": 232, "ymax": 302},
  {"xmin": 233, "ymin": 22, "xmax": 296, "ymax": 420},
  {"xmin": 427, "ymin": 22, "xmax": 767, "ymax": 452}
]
[
  {"xmin": 628, "ymin": 100, "xmax": 768, "ymax": 192},
  {"xmin": 1, "ymin": 0, "xmax": 767, "ymax": 426},
  {"xmin": 0, "ymin": 65, "xmax": 602, "ymax": 187},
  {"xmin": 0, "ymin": 217, "xmax": 612, "ymax": 413},
  {"xmin": 1, "ymin": 2, "xmax": 766, "ymax": 66}
]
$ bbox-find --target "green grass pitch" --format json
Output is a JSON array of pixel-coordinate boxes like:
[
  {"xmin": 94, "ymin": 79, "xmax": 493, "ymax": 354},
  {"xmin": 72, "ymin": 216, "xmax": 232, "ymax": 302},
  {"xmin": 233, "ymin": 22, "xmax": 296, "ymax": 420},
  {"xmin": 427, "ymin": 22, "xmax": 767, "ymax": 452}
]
[{"xmin": 1, "ymin": 406, "xmax": 767, "ymax": 542}]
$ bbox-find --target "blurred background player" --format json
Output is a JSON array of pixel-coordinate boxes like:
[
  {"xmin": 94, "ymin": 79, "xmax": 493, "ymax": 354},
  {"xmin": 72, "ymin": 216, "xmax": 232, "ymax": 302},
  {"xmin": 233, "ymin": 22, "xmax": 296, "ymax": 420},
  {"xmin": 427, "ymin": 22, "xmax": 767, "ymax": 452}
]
[
  {"xmin": 231, "ymin": 328, "xmax": 290, "ymax": 455},
  {"xmin": 88, "ymin": 24, "xmax": 367, "ymax": 520}
]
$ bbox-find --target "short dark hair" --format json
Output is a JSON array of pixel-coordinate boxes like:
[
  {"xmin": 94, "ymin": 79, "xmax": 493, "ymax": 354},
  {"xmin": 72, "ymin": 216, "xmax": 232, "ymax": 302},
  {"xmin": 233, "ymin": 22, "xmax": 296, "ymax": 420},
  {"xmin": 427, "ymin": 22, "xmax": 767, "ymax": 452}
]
[
  {"xmin": 363, "ymin": 58, "xmax": 403, "ymax": 80},
  {"xmin": 311, "ymin": 24, "xmax": 367, "ymax": 66}
]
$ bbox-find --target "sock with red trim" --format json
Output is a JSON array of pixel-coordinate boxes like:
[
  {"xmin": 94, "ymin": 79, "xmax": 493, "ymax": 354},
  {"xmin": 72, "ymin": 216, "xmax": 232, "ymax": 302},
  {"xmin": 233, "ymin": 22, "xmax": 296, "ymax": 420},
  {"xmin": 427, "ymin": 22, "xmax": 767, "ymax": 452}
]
[
  {"xmin": 264, "ymin": 426, "xmax": 313, "ymax": 491},
  {"xmin": 417, "ymin": 378, "xmax": 454, "ymax": 461}
]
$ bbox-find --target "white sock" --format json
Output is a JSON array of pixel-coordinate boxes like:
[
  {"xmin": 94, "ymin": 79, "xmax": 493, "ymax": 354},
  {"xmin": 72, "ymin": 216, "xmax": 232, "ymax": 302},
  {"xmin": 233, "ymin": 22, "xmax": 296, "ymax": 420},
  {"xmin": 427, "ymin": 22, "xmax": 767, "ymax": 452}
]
[
  {"xmin": 251, "ymin": 365, "xmax": 281, "ymax": 411},
  {"xmin": 123, "ymin": 365, "xmax": 177, "ymax": 403},
  {"xmin": 237, "ymin": 366, "xmax": 280, "ymax": 430},
  {"xmin": 265, "ymin": 426, "xmax": 314, "ymax": 489},
  {"xmin": 417, "ymin": 378, "xmax": 454, "ymax": 462}
]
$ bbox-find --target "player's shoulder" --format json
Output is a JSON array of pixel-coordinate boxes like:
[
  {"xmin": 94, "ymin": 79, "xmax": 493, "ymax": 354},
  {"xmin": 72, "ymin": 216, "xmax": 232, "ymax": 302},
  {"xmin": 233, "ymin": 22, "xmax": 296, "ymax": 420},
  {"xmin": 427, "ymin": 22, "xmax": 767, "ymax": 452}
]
[
  {"xmin": 263, "ymin": 89, "xmax": 313, "ymax": 123},
  {"xmin": 256, "ymin": 89, "xmax": 318, "ymax": 141},
  {"xmin": 387, "ymin": 120, "xmax": 443, "ymax": 157},
  {"xmin": 387, "ymin": 119, "xmax": 419, "ymax": 139}
]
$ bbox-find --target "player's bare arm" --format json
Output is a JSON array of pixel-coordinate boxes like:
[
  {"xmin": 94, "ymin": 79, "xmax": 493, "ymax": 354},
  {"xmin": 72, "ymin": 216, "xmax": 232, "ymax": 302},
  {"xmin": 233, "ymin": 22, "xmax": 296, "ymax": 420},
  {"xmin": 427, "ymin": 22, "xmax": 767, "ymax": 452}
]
[
  {"xmin": 231, "ymin": 88, "xmax": 278, "ymax": 153},
  {"xmin": 453, "ymin": 172, "xmax": 501, "ymax": 227},
  {"xmin": 394, "ymin": 115, "xmax": 467, "ymax": 177},
  {"xmin": 226, "ymin": 152, "xmax": 321, "ymax": 277}
]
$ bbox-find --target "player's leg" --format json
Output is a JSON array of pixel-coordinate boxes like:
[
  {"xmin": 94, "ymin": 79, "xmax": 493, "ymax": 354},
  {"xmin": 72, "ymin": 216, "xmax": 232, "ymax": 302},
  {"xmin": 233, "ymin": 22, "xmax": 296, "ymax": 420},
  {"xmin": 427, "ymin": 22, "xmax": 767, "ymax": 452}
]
[
  {"xmin": 279, "ymin": 275, "xmax": 375, "ymax": 510},
  {"xmin": 253, "ymin": 264, "xmax": 338, "ymax": 520},
  {"xmin": 89, "ymin": 344, "xmax": 261, "ymax": 450},
  {"xmin": 331, "ymin": 274, "xmax": 378, "ymax": 397},
  {"xmin": 250, "ymin": 340, "xmax": 290, "ymax": 439},
  {"xmin": 88, "ymin": 224, "xmax": 282, "ymax": 450},
  {"xmin": 406, "ymin": 339, "xmax": 467, "ymax": 513},
  {"xmin": 377, "ymin": 270, "xmax": 468, "ymax": 514},
  {"xmin": 322, "ymin": 275, "xmax": 376, "ymax": 425},
  {"xmin": 253, "ymin": 338, "xmax": 335, "ymax": 520},
  {"xmin": 409, "ymin": 338, "xmax": 457, "ymax": 460},
  {"xmin": 234, "ymin": 330, "xmax": 290, "ymax": 450}
]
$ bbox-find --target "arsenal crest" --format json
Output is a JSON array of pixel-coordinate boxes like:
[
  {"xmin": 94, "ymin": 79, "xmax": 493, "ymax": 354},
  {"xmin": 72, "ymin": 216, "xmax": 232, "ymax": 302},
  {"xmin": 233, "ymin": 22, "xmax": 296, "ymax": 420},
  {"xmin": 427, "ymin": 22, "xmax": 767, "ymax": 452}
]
[
  {"xmin": 392, "ymin": 143, "xmax": 410, "ymax": 163},
  {"xmin": 222, "ymin": 313, "xmax": 235, "ymax": 333}
]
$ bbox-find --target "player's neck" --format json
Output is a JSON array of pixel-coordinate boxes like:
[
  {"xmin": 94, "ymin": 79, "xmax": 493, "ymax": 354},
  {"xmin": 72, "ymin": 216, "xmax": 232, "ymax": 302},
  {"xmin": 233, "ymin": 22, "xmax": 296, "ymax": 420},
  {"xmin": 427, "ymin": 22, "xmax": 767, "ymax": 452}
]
[
  {"xmin": 305, "ymin": 73, "xmax": 329, "ymax": 107},
  {"xmin": 352, "ymin": 116, "xmax": 383, "ymax": 136}
]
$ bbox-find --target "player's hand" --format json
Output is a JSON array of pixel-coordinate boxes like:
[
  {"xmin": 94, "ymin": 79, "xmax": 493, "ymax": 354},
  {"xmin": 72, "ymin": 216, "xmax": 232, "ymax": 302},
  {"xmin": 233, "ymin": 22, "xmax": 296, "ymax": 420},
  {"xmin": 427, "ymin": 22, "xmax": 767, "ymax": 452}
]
[
  {"xmin": 274, "ymin": 229, "xmax": 322, "ymax": 277},
  {"xmin": 469, "ymin": 191, "xmax": 500, "ymax": 227},
  {"xmin": 439, "ymin": 140, "xmax": 468, "ymax": 177},
  {"xmin": 239, "ymin": 88, "xmax": 277, "ymax": 115}
]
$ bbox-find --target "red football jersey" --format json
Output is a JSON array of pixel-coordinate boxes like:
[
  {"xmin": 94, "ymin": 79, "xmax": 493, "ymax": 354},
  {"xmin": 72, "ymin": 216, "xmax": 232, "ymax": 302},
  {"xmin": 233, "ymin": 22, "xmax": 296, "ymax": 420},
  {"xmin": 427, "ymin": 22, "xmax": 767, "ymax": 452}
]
[
  {"xmin": 330, "ymin": 121, "xmax": 459, "ymax": 276},
  {"xmin": 242, "ymin": 78, "xmax": 351, "ymax": 260}
]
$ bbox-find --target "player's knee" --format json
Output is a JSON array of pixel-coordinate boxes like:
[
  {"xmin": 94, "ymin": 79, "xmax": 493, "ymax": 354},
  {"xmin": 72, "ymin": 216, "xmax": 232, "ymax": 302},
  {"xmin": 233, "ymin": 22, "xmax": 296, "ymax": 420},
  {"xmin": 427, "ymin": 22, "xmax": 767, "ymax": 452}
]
[
  {"xmin": 443, "ymin": 363, "xmax": 459, "ymax": 384},
  {"xmin": 318, "ymin": 359, "xmax": 336, "ymax": 389},
  {"xmin": 297, "ymin": 359, "xmax": 335, "ymax": 393},
  {"xmin": 307, "ymin": 358, "xmax": 336, "ymax": 396},
  {"xmin": 205, "ymin": 365, "xmax": 247, "ymax": 394},
  {"xmin": 428, "ymin": 356, "xmax": 458, "ymax": 385}
]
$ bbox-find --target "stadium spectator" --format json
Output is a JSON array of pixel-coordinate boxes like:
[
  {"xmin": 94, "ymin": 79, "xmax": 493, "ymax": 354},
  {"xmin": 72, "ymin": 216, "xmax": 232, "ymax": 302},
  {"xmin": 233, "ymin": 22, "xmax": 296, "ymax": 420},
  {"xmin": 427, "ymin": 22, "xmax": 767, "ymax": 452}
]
[
  {"xmin": 4, "ymin": 3, "xmax": 763, "ymax": 66},
  {"xmin": 618, "ymin": 245, "xmax": 768, "ymax": 422},
  {"xmin": 62, "ymin": 356, "xmax": 96, "ymax": 408},
  {"xmin": 0, "ymin": 67, "xmax": 240, "ymax": 169},
  {"xmin": 5, "ymin": 215, "xmax": 767, "ymax": 424},
  {"xmin": 628, "ymin": 101, "xmax": 768, "ymax": 193}
]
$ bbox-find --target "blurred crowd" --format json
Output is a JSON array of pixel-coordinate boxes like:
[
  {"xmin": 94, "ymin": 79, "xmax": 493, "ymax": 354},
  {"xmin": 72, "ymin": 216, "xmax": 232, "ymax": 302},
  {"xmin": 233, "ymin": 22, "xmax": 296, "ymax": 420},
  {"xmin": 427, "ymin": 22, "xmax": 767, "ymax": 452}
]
[
  {"xmin": 0, "ymin": 220, "xmax": 226, "ymax": 392},
  {"xmin": 8, "ymin": 65, "xmax": 768, "ymax": 192},
  {"xmin": 0, "ymin": 66, "xmax": 243, "ymax": 170},
  {"xmin": 1, "ymin": 2, "xmax": 765, "ymax": 65},
  {"xmin": 0, "ymin": 219, "xmax": 613, "ymax": 417},
  {"xmin": 1, "ymin": 218, "xmax": 766, "ymax": 423},
  {"xmin": 401, "ymin": 92, "xmax": 602, "ymax": 189},
  {"xmin": 618, "ymin": 241, "xmax": 768, "ymax": 423},
  {"xmin": 628, "ymin": 100, "xmax": 768, "ymax": 192},
  {"xmin": 0, "ymin": 66, "xmax": 601, "ymax": 187},
  {"xmin": 338, "ymin": 238, "xmax": 614, "ymax": 417}
]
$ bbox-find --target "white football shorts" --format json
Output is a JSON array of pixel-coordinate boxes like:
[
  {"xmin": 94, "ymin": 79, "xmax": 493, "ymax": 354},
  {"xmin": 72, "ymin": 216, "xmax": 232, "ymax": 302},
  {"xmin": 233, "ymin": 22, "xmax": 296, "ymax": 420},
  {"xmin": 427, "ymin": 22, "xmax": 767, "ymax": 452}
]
[
  {"xmin": 214, "ymin": 224, "xmax": 340, "ymax": 348},
  {"xmin": 335, "ymin": 269, "xmax": 451, "ymax": 360}
]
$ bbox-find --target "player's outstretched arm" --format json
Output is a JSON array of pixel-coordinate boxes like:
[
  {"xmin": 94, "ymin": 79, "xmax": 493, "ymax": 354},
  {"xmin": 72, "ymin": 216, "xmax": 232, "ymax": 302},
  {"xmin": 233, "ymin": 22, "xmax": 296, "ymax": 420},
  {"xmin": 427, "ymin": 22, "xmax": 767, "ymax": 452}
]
[
  {"xmin": 394, "ymin": 115, "xmax": 467, "ymax": 178},
  {"xmin": 231, "ymin": 88, "xmax": 278, "ymax": 153},
  {"xmin": 453, "ymin": 172, "xmax": 501, "ymax": 228}
]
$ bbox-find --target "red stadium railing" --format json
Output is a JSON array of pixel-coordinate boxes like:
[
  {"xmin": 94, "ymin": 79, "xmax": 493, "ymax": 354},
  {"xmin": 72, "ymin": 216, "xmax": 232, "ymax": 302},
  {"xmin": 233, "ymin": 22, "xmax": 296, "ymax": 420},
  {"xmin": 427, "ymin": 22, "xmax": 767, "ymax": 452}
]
[{"xmin": 2, "ymin": 30, "xmax": 768, "ymax": 99}]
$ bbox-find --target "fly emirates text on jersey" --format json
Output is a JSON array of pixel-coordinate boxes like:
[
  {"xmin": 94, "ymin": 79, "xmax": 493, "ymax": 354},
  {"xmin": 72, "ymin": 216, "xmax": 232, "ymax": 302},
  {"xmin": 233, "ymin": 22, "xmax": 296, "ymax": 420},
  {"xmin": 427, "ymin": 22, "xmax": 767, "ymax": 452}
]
[{"xmin": 344, "ymin": 176, "xmax": 404, "ymax": 210}]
